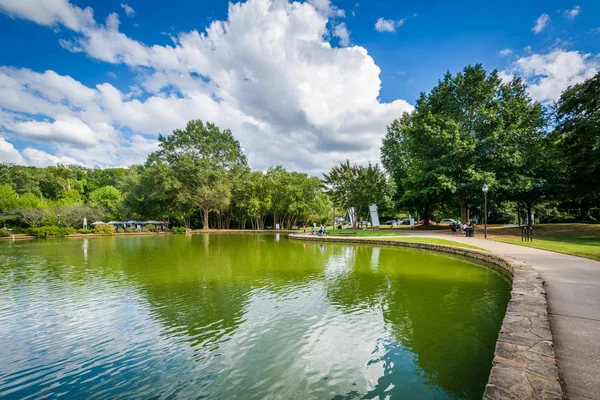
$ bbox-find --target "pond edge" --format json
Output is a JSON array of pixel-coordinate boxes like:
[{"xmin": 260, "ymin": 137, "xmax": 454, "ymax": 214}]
[{"xmin": 288, "ymin": 234, "xmax": 563, "ymax": 400}]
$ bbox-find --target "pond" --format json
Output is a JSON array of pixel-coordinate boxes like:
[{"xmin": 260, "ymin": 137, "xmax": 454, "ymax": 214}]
[{"xmin": 0, "ymin": 234, "xmax": 510, "ymax": 399}]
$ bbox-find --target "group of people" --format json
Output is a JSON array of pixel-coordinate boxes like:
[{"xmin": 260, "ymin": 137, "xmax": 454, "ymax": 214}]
[
  {"xmin": 303, "ymin": 224, "xmax": 327, "ymax": 236},
  {"xmin": 451, "ymin": 219, "xmax": 474, "ymax": 235}
]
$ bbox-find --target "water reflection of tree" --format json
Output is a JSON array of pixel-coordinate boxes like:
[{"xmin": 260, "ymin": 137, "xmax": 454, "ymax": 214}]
[
  {"xmin": 105, "ymin": 234, "xmax": 330, "ymax": 351},
  {"xmin": 323, "ymin": 244, "xmax": 511, "ymax": 399}
]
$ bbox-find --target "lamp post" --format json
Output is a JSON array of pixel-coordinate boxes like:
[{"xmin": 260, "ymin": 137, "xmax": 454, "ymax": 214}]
[
  {"xmin": 57, "ymin": 213, "xmax": 61, "ymax": 227},
  {"xmin": 482, "ymin": 184, "xmax": 488, "ymax": 239}
]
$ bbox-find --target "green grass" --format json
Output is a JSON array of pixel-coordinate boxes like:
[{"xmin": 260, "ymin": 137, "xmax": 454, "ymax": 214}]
[
  {"xmin": 489, "ymin": 224, "xmax": 600, "ymax": 261},
  {"xmin": 310, "ymin": 229, "xmax": 406, "ymax": 236},
  {"xmin": 381, "ymin": 237, "xmax": 488, "ymax": 251}
]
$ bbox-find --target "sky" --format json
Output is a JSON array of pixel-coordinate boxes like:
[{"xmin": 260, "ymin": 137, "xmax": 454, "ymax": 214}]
[{"xmin": 0, "ymin": 0, "xmax": 598, "ymax": 175}]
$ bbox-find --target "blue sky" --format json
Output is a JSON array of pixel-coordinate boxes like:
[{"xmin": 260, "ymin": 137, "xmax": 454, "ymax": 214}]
[{"xmin": 0, "ymin": 0, "xmax": 598, "ymax": 173}]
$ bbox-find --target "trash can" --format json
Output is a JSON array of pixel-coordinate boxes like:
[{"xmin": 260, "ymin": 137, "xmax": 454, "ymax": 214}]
[{"xmin": 465, "ymin": 227, "xmax": 475, "ymax": 237}]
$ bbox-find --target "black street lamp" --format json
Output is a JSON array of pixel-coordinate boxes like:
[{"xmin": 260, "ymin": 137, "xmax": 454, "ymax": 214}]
[
  {"xmin": 482, "ymin": 184, "xmax": 488, "ymax": 238},
  {"xmin": 57, "ymin": 213, "xmax": 61, "ymax": 226}
]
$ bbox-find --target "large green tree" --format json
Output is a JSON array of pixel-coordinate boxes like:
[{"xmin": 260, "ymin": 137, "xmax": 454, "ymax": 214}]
[
  {"xmin": 323, "ymin": 160, "xmax": 393, "ymax": 227},
  {"xmin": 382, "ymin": 65, "xmax": 546, "ymax": 224},
  {"xmin": 148, "ymin": 120, "xmax": 249, "ymax": 229},
  {"xmin": 552, "ymin": 72, "xmax": 600, "ymax": 220}
]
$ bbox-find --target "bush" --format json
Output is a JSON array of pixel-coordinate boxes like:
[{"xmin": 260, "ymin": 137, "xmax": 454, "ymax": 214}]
[
  {"xmin": 0, "ymin": 229, "xmax": 10, "ymax": 237},
  {"xmin": 172, "ymin": 227, "xmax": 186, "ymax": 234},
  {"xmin": 29, "ymin": 226, "xmax": 76, "ymax": 237},
  {"xmin": 93, "ymin": 224, "xmax": 116, "ymax": 235},
  {"xmin": 125, "ymin": 227, "xmax": 135, "ymax": 233},
  {"xmin": 144, "ymin": 224, "xmax": 156, "ymax": 232},
  {"xmin": 77, "ymin": 228, "xmax": 92, "ymax": 234}
]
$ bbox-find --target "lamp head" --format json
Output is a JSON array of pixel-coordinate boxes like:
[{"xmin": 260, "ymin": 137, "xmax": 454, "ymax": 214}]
[{"xmin": 482, "ymin": 184, "xmax": 489, "ymax": 193}]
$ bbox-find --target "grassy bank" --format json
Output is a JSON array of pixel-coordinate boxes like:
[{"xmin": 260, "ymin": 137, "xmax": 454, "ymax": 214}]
[
  {"xmin": 303, "ymin": 229, "xmax": 406, "ymax": 236},
  {"xmin": 488, "ymin": 224, "xmax": 600, "ymax": 261},
  {"xmin": 382, "ymin": 237, "xmax": 488, "ymax": 251}
]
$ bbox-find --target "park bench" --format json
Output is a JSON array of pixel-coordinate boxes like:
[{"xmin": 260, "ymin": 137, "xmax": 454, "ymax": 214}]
[{"xmin": 338, "ymin": 231, "xmax": 357, "ymax": 236}]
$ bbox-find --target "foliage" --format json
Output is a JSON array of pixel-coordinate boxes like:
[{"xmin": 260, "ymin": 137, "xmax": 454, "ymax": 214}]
[
  {"xmin": 0, "ymin": 229, "xmax": 10, "ymax": 237},
  {"xmin": 382, "ymin": 64, "xmax": 548, "ymax": 226},
  {"xmin": 77, "ymin": 228, "xmax": 92, "ymax": 234},
  {"xmin": 323, "ymin": 160, "xmax": 393, "ymax": 227},
  {"xmin": 172, "ymin": 227, "xmax": 187, "ymax": 234},
  {"xmin": 144, "ymin": 224, "xmax": 156, "ymax": 232},
  {"xmin": 148, "ymin": 120, "xmax": 249, "ymax": 229},
  {"xmin": 93, "ymin": 224, "xmax": 116, "ymax": 235},
  {"xmin": 125, "ymin": 227, "xmax": 136, "ymax": 233},
  {"xmin": 552, "ymin": 72, "xmax": 600, "ymax": 220},
  {"xmin": 89, "ymin": 186, "xmax": 122, "ymax": 218},
  {"xmin": 57, "ymin": 204, "xmax": 102, "ymax": 228},
  {"xmin": 19, "ymin": 207, "xmax": 48, "ymax": 228},
  {"xmin": 28, "ymin": 226, "xmax": 76, "ymax": 237}
]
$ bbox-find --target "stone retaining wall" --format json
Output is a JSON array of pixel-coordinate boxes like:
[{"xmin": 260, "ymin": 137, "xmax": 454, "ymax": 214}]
[{"xmin": 289, "ymin": 234, "xmax": 563, "ymax": 399}]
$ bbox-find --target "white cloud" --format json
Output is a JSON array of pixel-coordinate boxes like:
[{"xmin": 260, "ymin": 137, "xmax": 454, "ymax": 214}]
[
  {"xmin": 374, "ymin": 17, "xmax": 405, "ymax": 33},
  {"xmin": 333, "ymin": 22, "xmax": 350, "ymax": 46},
  {"xmin": 499, "ymin": 48, "xmax": 513, "ymax": 56},
  {"xmin": 0, "ymin": 0, "xmax": 412, "ymax": 172},
  {"xmin": 308, "ymin": 0, "xmax": 345, "ymax": 18},
  {"xmin": 503, "ymin": 50, "xmax": 598, "ymax": 102},
  {"xmin": 0, "ymin": 137, "xmax": 25, "ymax": 164},
  {"xmin": 564, "ymin": 5, "xmax": 580, "ymax": 19},
  {"xmin": 13, "ymin": 115, "xmax": 100, "ymax": 148},
  {"xmin": 0, "ymin": 0, "xmax": 94, "ymax": 32},
  {"xmin": 532, "ymin": 13, "xmax": 550, "ymax": 34},
  {"xmin": 120, "ymin": 2, "xmax": 135, "ymax": 17}
]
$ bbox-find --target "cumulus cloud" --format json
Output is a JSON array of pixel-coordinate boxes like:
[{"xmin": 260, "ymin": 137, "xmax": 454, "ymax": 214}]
[
  {"xmin": 502, "ymin": 50, "xmax": 598, "ymax": 102},
  {"xmin": 532, "ymin": 13, "xmax": 550, "ymax": 34},
  {"xmin": 0, "ymin": 0, "xmax": 412, "ymax": 172},
  {"xmin": 499, "ymin": 48, "xmax": 513, "ymax": 56},
  {"xmin": 120, "ymin": 3, "xmax": 135, "ymax": 17},
  {"xmin": 374, "ymin": 17, "xmax": 405, "ymax": 33},
  {"xmin": 564, "ymin": 5, "xmax": 580, "ymax": 19},
  {"xmin": 12, "ymin": 115, "xmax": 100, "ymax": 148},
  {"xmin": 333, "ymin": 22, "xmax": 350, "ymax": 46}
]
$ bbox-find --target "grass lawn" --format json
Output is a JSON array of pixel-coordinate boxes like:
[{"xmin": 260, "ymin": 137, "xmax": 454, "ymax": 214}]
[
  {"xmin": 381, "ymin": 237, "xmax": 488, "ymax": 251},
  {"xmin": 488, "ymin": 224, "xmax": 600, "ymax": 261},
  {"xmin": 301, "ymin": 229, "xmax": 407, "ymax": 236}
]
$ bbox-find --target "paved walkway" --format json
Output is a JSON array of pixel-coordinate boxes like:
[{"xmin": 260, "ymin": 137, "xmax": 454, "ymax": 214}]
[{"xmin": 396, "ymin": 230, "xmax": 600, "ymax": 400}]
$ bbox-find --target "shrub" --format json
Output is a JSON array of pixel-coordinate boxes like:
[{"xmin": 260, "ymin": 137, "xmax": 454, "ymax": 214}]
[
  {"xmin": 0, "ymin": 229, "xmax": 10, "ymax": 237},
  {"xmin": 144, "ymin": 224, "xmax": 156, "ymax": 232},
  {"xmin": 77, "ymin": 228, "xmax": 92, "ymax": 234},
  {"xmin": 172, "ymin": 227, "xmax": 186, "ymax": 234},
  {"xmin": 93, "ymin": 224, "xmax": 116, "ymax": 235},
  {"xmin": 125, "ymin": 227, "xmax": 135, "ymax": 233},
  {"xmin": 28, "ymin": 226, "xmax": 76, "ymax": 237}
]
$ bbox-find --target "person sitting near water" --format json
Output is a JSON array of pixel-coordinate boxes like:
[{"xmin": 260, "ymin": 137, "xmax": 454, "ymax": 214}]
[
  {"xmin": 323, "ymin": 226, "xmax": 327, "ymax": 236},
  {"xmin": 317, "ymin": 226, "xmax": 323, "ymax": 236},
  {"xmin": 311, "ymin": 226, "xmax": 316, "ymax": 235}
]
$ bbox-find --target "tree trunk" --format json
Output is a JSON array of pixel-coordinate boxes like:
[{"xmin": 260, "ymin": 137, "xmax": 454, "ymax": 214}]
[
  {"xmin": 580, "ymin": 199, "xmax": 590, "ymax": 222},
  {"xmin": 459, "ymin": 194, "xmax": 467, "ymax": 224},
  {"xmin": 517, "ymin": 202, "xmax": 521, "ymax": 226},
  {"xmin": 526, "ymin": 201, "xmax": 533, "ymax": 227},
  {"xmin": 203, "ymin": 208, "xmax": 210, "ymax": 229}
]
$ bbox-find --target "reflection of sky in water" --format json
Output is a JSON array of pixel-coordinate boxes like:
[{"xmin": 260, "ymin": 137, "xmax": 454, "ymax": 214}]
[{"xmin": 0, "ymin": 236, "xmax": 509, "ymax": 399}]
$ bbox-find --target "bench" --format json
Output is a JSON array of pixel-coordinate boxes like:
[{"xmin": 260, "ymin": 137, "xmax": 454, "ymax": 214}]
[{"xmin": 338, "ymin": 231, "xmax": 357, "ymax": 236}]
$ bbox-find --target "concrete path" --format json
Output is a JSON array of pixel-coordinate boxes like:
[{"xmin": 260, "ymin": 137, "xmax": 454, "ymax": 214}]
[{"xmin": 396, "ymin": 230, "xmax": 600, "ymax": 400}]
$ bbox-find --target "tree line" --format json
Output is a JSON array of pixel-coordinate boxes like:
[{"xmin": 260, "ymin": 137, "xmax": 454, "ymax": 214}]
[
  {"xmin": 1, "ymin": 121, "xmax": 331, "ymax": 231},
  {"xmin": 2, "ymin": 67, "xmax": 598, "ymax": 231}
]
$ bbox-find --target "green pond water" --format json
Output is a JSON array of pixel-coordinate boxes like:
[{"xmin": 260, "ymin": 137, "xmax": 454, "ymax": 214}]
[{"xmin": 0, "ymin": 234, "xmax": 510, "ymax": 399}]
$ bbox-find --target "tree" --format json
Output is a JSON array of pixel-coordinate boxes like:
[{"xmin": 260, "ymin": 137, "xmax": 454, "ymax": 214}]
[
  {"xmin": 323, "ymin": 161, "xmax": 393, "ymax": 227},
  {"xmin": 382, "ymin": 65, "xmax": 546, "ymax": 224},
  {"xmin": 89, "ymin": 186, "xmax": 123, "ymax": 218},
  {"xmin": 552, "ymin": 72, "xmax": 600, "ymax": 220},
  {"xmin": 151, "ymin": 120, "xmax": 249, "ymax": 229},
  {"xmin": 58, "ymin": 204, "xmax": 102, "ymax": 228}
]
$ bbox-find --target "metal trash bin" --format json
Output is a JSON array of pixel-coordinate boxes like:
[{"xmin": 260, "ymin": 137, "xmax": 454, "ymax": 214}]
[{"xmin": 465, "ymin": 227, "xmax": 475, "ymax": 237}]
